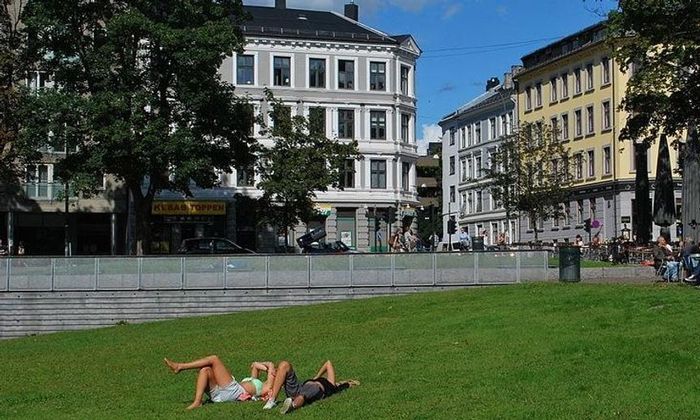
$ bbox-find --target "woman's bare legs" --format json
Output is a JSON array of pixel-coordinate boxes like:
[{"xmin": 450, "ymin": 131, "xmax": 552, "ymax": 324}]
[
  {"xmin": 266, "ymin": 360, "xmax": 293, "ymax": 404},
  {"xmin": 164, "ymin": 355, "xmax": 234, "ymax": 410}
]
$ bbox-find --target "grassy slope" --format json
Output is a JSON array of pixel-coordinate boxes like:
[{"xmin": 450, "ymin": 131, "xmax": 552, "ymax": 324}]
[{"xmin": 1, "ymin": 283, "xmax": 700, "ymax": 419}]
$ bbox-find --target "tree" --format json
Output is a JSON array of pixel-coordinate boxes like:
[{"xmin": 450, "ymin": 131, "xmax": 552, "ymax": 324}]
[
  {"xmin": 653, "ymin": 134, "xmax": 675, "ymax": 242},
  {"xmin": 0, "ymin": 0, "xmax": 27, "ymax": 186},
  {"xmin": 20, "ymin": 0, "xmax": 255, "ymax": 254},
  {"xmin": 256, "ymin": 90, "xmax": 359, "ymax": 251},
  {"xmin": 605, "ymin": 0, "xmax": 700, "ymax": 242},
  {"xmin": 486, "ymin": 121, "xmax": 573, "ymax": 243}
]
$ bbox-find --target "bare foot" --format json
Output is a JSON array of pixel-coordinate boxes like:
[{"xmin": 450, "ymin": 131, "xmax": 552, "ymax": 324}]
[
  {"xmin": 186, "ymin": 401, "xmax": 202, "ymax": 410},
  {"xmin": 164, "ymin": 358, "xmax": 180, "ymax": 374}
]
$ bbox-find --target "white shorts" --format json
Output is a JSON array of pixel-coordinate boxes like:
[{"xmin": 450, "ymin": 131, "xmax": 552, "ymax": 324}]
[{"xmin": 210, "ymin": 380, "xmax": 246, "ymax": 403}]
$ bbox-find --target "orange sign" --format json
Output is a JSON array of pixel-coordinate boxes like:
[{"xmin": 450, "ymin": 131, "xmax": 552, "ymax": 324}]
[{"xmin": 152, "ymin": 201, "xmax": 226, "ymax": 216}]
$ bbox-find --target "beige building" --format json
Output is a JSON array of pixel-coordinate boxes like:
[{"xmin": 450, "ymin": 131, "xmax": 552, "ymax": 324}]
[{"xmin": 516, "ymin": 22, "xmax": 682, "ymax": 243}]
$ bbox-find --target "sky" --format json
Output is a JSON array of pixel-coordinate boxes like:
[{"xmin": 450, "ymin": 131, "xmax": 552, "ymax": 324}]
[{"xmin": 244, "ymin": 0, "xmax": 619, "ymax": 154}]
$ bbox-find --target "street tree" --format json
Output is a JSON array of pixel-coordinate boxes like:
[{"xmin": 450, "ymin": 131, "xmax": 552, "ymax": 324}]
[
  {"xmin": 604, "ymin": 0, "xmax": 700, "ymax": 242},
  {"xmin": 20, "ymin": 0, "xmax": 255, "ymax": 254},
  {"xmin": 485, "ymin": 121, "xmax": 573, "ymax": 243},
  {"xmin": 256, "ymin": 90, "xmax": 359, "ymax": 250}
]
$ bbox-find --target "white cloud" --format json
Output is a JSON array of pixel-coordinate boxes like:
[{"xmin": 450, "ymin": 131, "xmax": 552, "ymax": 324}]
[{"xmin": 417, "ymin": 123, "xmax": 443, "ymax": 156}]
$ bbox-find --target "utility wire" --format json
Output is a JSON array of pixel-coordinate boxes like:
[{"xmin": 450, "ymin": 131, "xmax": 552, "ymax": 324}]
[{"xmin": 423, "ymin": 35, "xmax": 565, "ymax": 53}]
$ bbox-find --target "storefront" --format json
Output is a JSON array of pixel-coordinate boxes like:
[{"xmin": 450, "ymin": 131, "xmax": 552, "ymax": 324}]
[{"xmin": 150, "ymin": 200, "xmax": 229, "ymax": 254}]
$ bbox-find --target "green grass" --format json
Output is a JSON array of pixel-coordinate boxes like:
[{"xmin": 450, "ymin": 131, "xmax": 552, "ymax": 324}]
[{"xmin": 2, "ymin": 283, "xmax": 700, "ymax": 419}]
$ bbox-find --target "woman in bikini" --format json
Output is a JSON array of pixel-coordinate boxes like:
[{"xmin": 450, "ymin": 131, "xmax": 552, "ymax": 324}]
[{"xmin": 164, "ymin": 355, "xmax": 276, "ymax": 410}]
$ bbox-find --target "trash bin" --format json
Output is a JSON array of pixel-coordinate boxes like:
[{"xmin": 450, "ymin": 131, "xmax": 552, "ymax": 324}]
[
  {"xmin": 559, "ymin": 246, "xmax": 581, "ymax": 282},
  {"xmin": 472, "ymin": 236, "xmax": 484, "ymax": 251}
]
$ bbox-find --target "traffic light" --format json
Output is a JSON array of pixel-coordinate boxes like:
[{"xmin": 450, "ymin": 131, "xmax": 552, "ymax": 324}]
[
  {"xmin": 447, "ymin": 218, "xmax": 457, "ymax": 235},
  {"xmin": 583, "ymin": 218, "xmax": 592, "ymax": 233},
  {"xmin": 386, "ymin": 207, "xmax": 397, "ymax": 225}
]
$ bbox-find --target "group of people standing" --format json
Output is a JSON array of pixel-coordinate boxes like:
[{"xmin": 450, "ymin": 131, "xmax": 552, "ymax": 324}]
[
  {"xmin": 388, "ymin": 227, "xmax": 422, "ymax": 252},
  {"xmin": 164, "ymin": 355, "xmax": 358, "ymax": 413}
]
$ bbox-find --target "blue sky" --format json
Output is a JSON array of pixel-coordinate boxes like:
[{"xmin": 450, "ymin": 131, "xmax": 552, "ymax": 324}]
[{"xmin": 244, "ymin": 0, "xmax": 618, "ymax": 152}]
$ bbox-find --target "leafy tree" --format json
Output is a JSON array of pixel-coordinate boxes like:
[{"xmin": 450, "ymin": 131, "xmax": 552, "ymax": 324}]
[
  {"xmin": 485, "ymin": 121, "xmax": 573, "ymax": 243},
  {"xmin": 0, "ymin": 0, "xmax": 26, "ymax": 186},
  {"xmin": 20, "ymin": 0, "xmax": 255, "ymax": 254},
  {"xmin": 604, "ymin": 0, "xmax": 700, "ymax": 242},
  {"xmin": 256, "ymin": 90, "xmax": 359, "ymax": 250}
]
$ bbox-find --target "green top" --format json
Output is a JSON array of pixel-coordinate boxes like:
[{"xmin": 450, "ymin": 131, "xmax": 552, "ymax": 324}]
[{"xmin": 241, "ymin": 377, "xmax": 263, "ymax": 396}]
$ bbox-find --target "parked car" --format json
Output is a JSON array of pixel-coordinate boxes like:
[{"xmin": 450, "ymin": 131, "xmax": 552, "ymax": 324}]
[
  {"xmin": 301, "ymin": 240, "xmax": 356, "ymax": 254},
  {"xmin": 177, "ymin": 238, "xmax": 255, "ymax": 255}
]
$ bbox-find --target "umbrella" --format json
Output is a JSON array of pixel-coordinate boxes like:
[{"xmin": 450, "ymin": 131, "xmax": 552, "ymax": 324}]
[{"xmin": 653, "ymin": 134, "xmax": 675, "ymax": 242}]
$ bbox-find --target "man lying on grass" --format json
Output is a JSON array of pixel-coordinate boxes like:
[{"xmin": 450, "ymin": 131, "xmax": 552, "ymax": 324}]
[
  {"xmin": 263, "ymin": 360, "xmax": 359, "ymax": 414},
  {"xmin": 164, "ymin": 355, "xmax": 275, "ymax": 410}
]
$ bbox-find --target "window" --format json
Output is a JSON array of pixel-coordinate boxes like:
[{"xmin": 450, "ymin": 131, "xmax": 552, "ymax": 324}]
[
  {"xmin": 402, "ymin": 162, "xmax": 410, "ymax": 191},
  {"xmin": 550, "ymin": 77, "xmax": 558, "ymax": 102},
  {"xmin": 467, "ymin": 125, "xmax": 473, "ymax": 146},
  {"xmin": 574, "ymin": 68, "xmax": 582, "ymax": 94},
  {"xmin": 586, "ymin": 105, "xmax": 595, "ymax": 134},
  {"xmin": 309, "ymin": 58, "xmax": 326, "ymax": 88},
  {"xmin": 272, "ymin": 105, "xmax": 292, "ymax": 135},
  {"xmin": 370, "ymin": 160, "xmax": 386, "ymax": 189},
  {"xmin": 575, "ymin": 154, "xmax": 583, "ymax": 179},
  {"xmin": 338, "ymin": 109, "xmax": 354, "ymax": 139},
  {"xmin": 475, "ymin": 123, "xmax": 481, "ymax": 144},
  {"xmin": 561, "ymin": 73, "xmax": 569, "ymax": 98},
  {"xmin": 340, "ymin": 159, "xmax": 355, "ymax": 188},
  {"xmin": 525, "ymin": 86, "xmax": 532, "ymax": 110},
  {"xmin": 273, "ymin": 56, "xmax": 291, "ymax": 86},
  {"xmin": 501, "ymin": 115, "xmax": 509, "ymax": 137},
  {"xmin": 535, "ymin": 82, "xmax": 542, "ymax": 107},
  {"xmin": 460, "ymin": 192, "xmax": 468, "ymax": 213},
  {"xmin": 589, "ymin": 198, "xmax": 596, "ymax": 219},
  {"xmin": 237, "ymin": 167, "xmax": 255, "ymax": 187},
  {"xmin": 467, "ymin": 192, "xmax": 473, "ymax": 214},
  {"xmin": 476, "ymin": 191, "xmax": 483, "ymax": 212},
  {"xmin": 467, "ymin": 158, "xmax": 473, "ymax": 179},
  {"xmin": 338, "ymin": 60, "xmax": 354, "ymax": 89},
  {"xmin": 449, "ymin": 185, "xmax": 456, "ymax": 203},
  {"xmin": 564, "ymin": 202, "xmax": 571, "ymax": 225},
  {"xmin": 603, "ymin": 146, "xmax": 611, "ymax": 175},
  {"xmin": 369, "ymin": 62, "xmax": 386, "ymax": 91},
  {"xmin": 401, "ymin": 114, "xmax": 410, "ymax": 142},
  {"xmin": 602, "ymin": 100, "xmax": 611, "ymax": 130},
  {"xmin": 559, "ymin": 113, "xmax": 570, "ymax": 140},
  {"xmin": 551, "ymin": 117, "xmax": 559, "ymax": 140},
  {"xmin": 309, "ymin": 107, "xmax": 326, "ymax": 137},
  {"xmin": 475, "ymin": 155, "xmax": 482, "ymax": 178},
  {"xmin": 575, "ymin": 109, "xmax": 583, "ymax": 137},
  {"xmin": 587, "ymin": 150, "xmax": 595, "ymax": 178},
  {"xmin": 400, "ymin": 65, "xmax": 410, "ymax": 95},
  {"xmin": 370, "ymin": 111, "xmax": 386, "ymax": 140},
  {"xmin": 449, "ymin": 130, "xmax": 455, "ymax": 146},
  {"xmin": 236, "ymin": 55, "xmax": 254, "ymax": 85},
  {"xmin": 449, "ymin": 156, "xmax": 455, "ymax": 175},
  {"xmin": 459, "ymin": 127, "xmax": 466, "ymax": 148},
  {"xmin": 460, "ymin": 158, "xmax": 467, "ymax": 182},
  {"xmin": 577, "ymin": 199, "xmax": 584, "ymax": 224},
  {"xmin": 602, "ymin": 57, "xmax": 611, "ymax": 85},
  {"xmin": 27, "ymin": 71, "xmax": 53, "ymax": 91},
  {"xmin": 489, "ymin": 118, "xmax": 496, "ymax": 140},
  {"xmin": 586, "ymin": 63, "xmax": 594, "ymax": 90},
  {"xmin": 244, "ymin": 104, "xmax": 255, "ymax": 136}
]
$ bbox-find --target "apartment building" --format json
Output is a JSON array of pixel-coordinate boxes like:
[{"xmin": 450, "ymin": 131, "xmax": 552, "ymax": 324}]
[
  {"xmin": 197, "ymin": 0, "xmax": 422, "ymax": 252},
  {"xmin": 516, "ymin": 22, "xmax": 682, "ymax": 243},
  {"xmin": 439, "ymin": 71, "xmax": 518, "ymax": 246}
]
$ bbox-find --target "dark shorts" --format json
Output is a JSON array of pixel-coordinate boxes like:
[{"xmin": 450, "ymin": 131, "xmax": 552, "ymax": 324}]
[{"xmin": 283, "ymin": 369, "xmax": 325, "ymax": 404}]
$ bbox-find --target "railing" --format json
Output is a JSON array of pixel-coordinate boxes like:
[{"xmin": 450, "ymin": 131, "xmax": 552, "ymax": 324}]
[
  {"xmin": 0, "ymin": 251, "xmax": 549, "ymax": 292},
  {"xmin": 22, "ymin": 182, "xmax": 65, "ymax": 200}
]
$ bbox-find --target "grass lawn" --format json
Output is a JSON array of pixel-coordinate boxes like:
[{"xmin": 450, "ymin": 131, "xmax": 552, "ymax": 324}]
[{"xmin": 2, "ymin": 283, "xmax": 700, "ymax": 419}]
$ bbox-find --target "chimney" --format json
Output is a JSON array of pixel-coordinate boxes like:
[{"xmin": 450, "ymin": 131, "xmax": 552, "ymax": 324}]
[
  {"xmin": 485, "ymin": 77, "xmax": 500, "ymax": 91},
  {"xmin": 275, "ymin": 0, "xmax": 286, "ymax": 9},
  {"xmin": 344, "ymin": 1, "xmax": 359, "ymax": 21}
]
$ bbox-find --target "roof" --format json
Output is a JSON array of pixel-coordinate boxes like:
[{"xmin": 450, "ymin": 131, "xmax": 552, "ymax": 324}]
[
  {"xmin": 241, "ymin": 6, "xmax": 410, "ymax": 46},
  {"xmin": 439, "ymin": 85, "xmax": 513, "ymax": 125},
  {"xmin": 519, "ymin": 21, "xmax": 607, "ymax": 72}
]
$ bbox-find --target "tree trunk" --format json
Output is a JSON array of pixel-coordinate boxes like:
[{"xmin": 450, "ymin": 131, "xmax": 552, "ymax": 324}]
[
  {"xmin": 634, "ymin": 142, "xmax": 652, "ymax": 244},
  {"xmin": 127, "ymin": 184, "xmax": 153, "ymax": 256},
  {"xmin": 682, "ymin": 127, "xmax": 700, "ymax": 244}
]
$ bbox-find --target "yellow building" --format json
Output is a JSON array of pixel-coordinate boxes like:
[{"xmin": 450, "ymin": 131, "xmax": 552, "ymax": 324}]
[{"xmin": 515, "ymin": 22, "xmax": 682, "ymax": 243}]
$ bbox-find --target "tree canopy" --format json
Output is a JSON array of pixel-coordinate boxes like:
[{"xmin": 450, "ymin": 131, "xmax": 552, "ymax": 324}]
[{"xmin": 20, "ymin": 0, "xmax": 255, "ymax": 254}]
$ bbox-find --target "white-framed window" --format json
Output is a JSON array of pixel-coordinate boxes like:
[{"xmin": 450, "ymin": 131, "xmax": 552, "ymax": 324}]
[
  {"xmin": 400, "ymin": 65, "xmax": 411, "ymax": 96},
  {"xmin": 401, "ymin": 113, "xmax": 411, "ymax": 143},
  {"xmin": 525, "ymin": 86, "xmax": 532, "ymax": 110},
  {"xmin": 574, "ymin": 109, "xmax": 583, "ymax": 137},
  {"xmin": 236, "ymin": 54, "xmax": 255, "ymax": 85},
  {"xmin": 561, "ymin": 72, "xmax": 569, "ymax": 98},
  {"xmin": 489, "ymin": 117, "xmax": 497, "ymax": 140},
  {"xmin": 586, "ymin": 105, "xmax": 595, "ymax": 134},
  {"xmin": 402, "ymin": 162, "xmax": 410, "ymax": 191},
  {"xmin": 476, "ymin": 191, "xmax": 483, "ymax": 212},
  {"xmin": 501, "ymin": 114, "xmax": 508, "ymax": 137},
  {"xmin": 561, "ymin": 113, "xmax": 570, "ymax": 140},
  {"xmin": 575, "ymin": 153, "xmax": 584, "ymax": 179},
  {"xmin": 586, "ymin": 62, "xmax": 594, "ymax": 91},
  {"xmin": 337, "ymin": 58, "xmax": 356, "ymax": 90},
  {"xmin": 574, "ymin": 68, "xmax": 582, "ymax": 94},
  {"xmin": 369, "ymin": 61, "xmax": 387, "ymax": 91},
  {"xmin": 449, "ymin": 156, "xmax": 455, "ymax": 175},
  {"xmin": 551, "ymin": 116, "xmax": 559, "ymax": 140},
  {"xmin": 449, "ymin": 185, "xmax": 456, "ymax": 203},
  {"xmin": 370, "ymin": 160, "xmax": 387, "ymax": 189},
  {"xmin": 467, "ymin": 124, "xmax": 473, "ymax": 146},
  {"xmin": 587, "ymin": 149, "xmax": 595, "ymax": 178},
  {"xmin": 460, "ymin": 191, "xmax": 467, "ymax": 213},
  {"xmin": 564, "ymin": 202, "xmax": 571, "ymax": 226},
  {"xmin": 272, "ymin": 55, "xmax": 292, "ymax": 87},
  {"xmin": 338, "ymin": 109, "xmax": 355, "ymax": 139},
  {"xmin": 308, "ymin": 57, "xmax": 327, "ymax": 88},
  {"xmin": 550, "ymin": 77, "xmax": 558, "ymax": 102},
  {"xmin": 535, "ymin": 82, "xmax": 542, "ymax": 107},
  {"xmin": 603, "ymin": 145, "xmax": 612, "ymax": 175},
  {"xmin": 602, "ymin": 100, "xmax": 612, "ymax": 130},
  {"xmin": 449, "ymin": 130, "xmax": 455, "ymax": 146},
  {"xmin": 475, "ymin": 123, "xmax": 481, "ymax": 144},
  {"xmin": 340, "ymin": 159, "xmax": 355, "ymax": 189},
  {"xmin": 27, "ymin": 71, "xmax": 54, "ymax": 91},
  {"xmin": 370, "ymin": 110, "xmax": 386, "ymax": 140},
  {"xmin": 602, "ymin": 57, "xmax": 611, "ymax": 85}
]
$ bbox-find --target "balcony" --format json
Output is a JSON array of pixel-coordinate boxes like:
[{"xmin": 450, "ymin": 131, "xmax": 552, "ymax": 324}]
[{"xmin": 22, "ymin": 182, "xmax": 66, "ymax": 200}]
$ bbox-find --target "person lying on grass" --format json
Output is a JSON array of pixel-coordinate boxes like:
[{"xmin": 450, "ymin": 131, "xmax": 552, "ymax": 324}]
[
  {"xmin": 262, "ymin": 360, "xmax": 359, "ymax": 414},
  {"xmin": 164, "ymin": 355, "xmax": 276, "ymax": 410}
]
